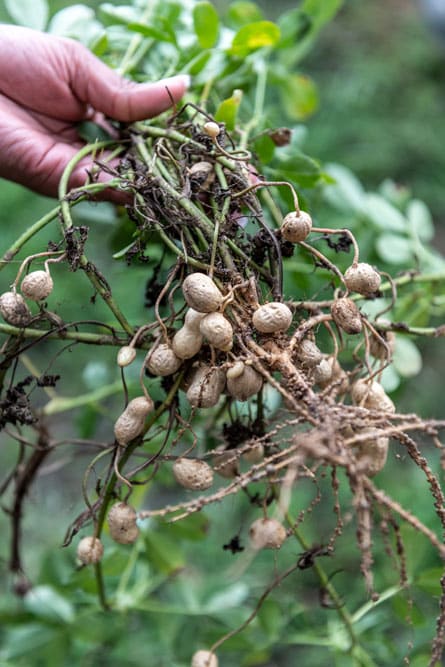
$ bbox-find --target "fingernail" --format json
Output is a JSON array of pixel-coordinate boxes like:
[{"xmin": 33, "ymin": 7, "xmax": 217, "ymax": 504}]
[{"xmin": 178, "ymin": 73, "xmax": 191, "ymax": 89}]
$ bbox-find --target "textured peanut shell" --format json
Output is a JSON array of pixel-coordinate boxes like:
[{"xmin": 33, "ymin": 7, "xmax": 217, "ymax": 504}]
[
  {"xmin": 369, "ymin": 331, "xmax": 396, "ymax": 360},
  {"xmin": 191, "ymin": 650, "xmax": 219, "ymax": 667},
  {"xmin": 182, "ymin": 273, "xmax": 223, "ymax": 313},
  {"xmin": 172, "ymin": 326, "xmax": 203, "ymax": 359},
  {"xmin": 281, "ymin": 210, "xmax": 312, "ymax": 243},
  {"xmin": 212, "ymin": 450, "xmax": 239, "ymax": 478},
  {"xmin": 199, "ymin": 312, "xmax": 233, "ymax": 351},
  {"xmin": 146, "ymin": 343, "xmax": 182, "ymax": 376},
  {"xmin": 114, "ymin": 396, "xmax": 154, "ymax": 445},
  {"xmin": 249, "ymin": 518, "xmax": 287, "ymax": 549},
  {"xmin": 252, "ymin": 302, "xmax": 293, "ymax": 334},
  {"xmin": 203, "ymin": 121, "xmax": 220, "ymax": 138},
  {"xmin": 344, "ymin": 263, "xmax": 381, "ymax": 296},
  {"xmin": 0, "ymin": 291, "xmax": 32, "ymax": 326},
  {"xmin": 117, "ymin": 346, "xmax": 137, "ymax": 368},
  {"xmin": 184, "ymin": 308, "xmax": 206, "ymax": 331},
  {"xmin": 77, "ymin": 536, "xmax": 104, "ymax": 565},
  {"xmin": 296, "ymin": 339, "xmax": 323, "ymax": 369},
  {"xmin": 331, "ymin": 298, "xmax": 362, "ymax": 334},
  {"xmin": 108, "ymin": 502, "xmax": 139, "ymax": 544},
  {"xmin": 21, "ymin": 270, "xmax": 53, "ymax": 301},
  {"xmin": 226, "ymin": 364, "xmax": 263, "ymax": 401},
  {"xmin": 186, "ymin": 365, "xmax": 225, "ymax": 408},
  {"xmin": 242, "ymin": 443, "xmax": 264, "ymax": 463},
  {"xmin": 351, "ymin": 379, "xmax": 395, "ymax": 413},
  {"xmin": 173, "ymin": 458, "xmax": 214, "ymax": 490},
  {"xmin": 354, "ymin": 435, "xmax": 389, "ymax": 477}
]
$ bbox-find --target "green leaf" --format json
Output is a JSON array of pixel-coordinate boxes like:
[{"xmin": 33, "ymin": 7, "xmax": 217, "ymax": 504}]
[
  {"xmin": 407, "ymin": 199, "xmax": 434, "ymax": 242},
  {"xmin": 253, "ymin": 134, "xmax": 275, "ymax": 164},
  {"xmin": 0, "ymin": 623, "xmax": 57, "ymax": 660},
  {"xmin": 143, "ymin": 528, "xmax": 185, "ymax": 575},
  {"xmin": 4, "ymin": 0, "xmax": 48, "ymax": 30},
  {"xmin": 278, "ymin": 74, "xmax": 319, "ymax": 120},
  {"xmin": 214, "ymin": 89, "xmax": 242, "ymax": 131},
  {"xmin": 98, "ymin": 3, "xmax": 138, "ymax": 26},
  {"xmin": 204, "ymin": 582, "xmax": 249, "ymax": 613},
  {"xmin": 375, "ymin": 233, "xmax": 413, "ymax": 265},
  {"xmin": 323, "ymin": 163, "xmax": 366, "ymax": 213},
  {"xmin": 230, "ymin": 21, "xmax": 281, "ymax": 58},
  {"xmin": 267, "ymin": 152, "xmax": 322, "ymax": 188},
  {"xmin": 125, "ymin": 21, "xmax": 176, "ymax": 43},
  {"xmin": 227, "ymin": 1, "xmax": 264, "ymax": 28},
  {"xmin": 278, "ymin": 0, "xmax": 343, "ymax": 64},
  {"xmin": 415, "ymin": 567, "xmax": 444, "ymax": 595},
  {"xmin": 24, "ymin": 586, "xmax": 75, "ymax": 624},
  {"xmin": 364, "ymin": 194, "xmax": 407, "ymax": 232},
  {"xmin": 48, "ymin": 6, "xmax": 103, "ymax": 45},
  {"xmin": 393, "ymin": 337, "xmax": 422, "ymax": 378},
  {"xmin": 301, "ymin": 0, "xmax": 344, "ymax": 27},
  {"xmin": 193, "ymin": 2, "xmax": 219, "ymax": 49},
  {"xmin": 162, "ymin": 513, "xmax": 209, "ymax": 542}
]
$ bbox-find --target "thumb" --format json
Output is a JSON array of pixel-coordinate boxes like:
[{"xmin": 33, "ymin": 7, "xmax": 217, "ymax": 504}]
[{"xmin": 70, "ymin": 44, "xmax": 190, "ymax": 122}]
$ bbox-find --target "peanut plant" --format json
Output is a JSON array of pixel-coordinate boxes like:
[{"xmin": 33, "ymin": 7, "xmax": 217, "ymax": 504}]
[{"xmin": 1, "ymin": 1, "xmax": 445, "ymax": 666}]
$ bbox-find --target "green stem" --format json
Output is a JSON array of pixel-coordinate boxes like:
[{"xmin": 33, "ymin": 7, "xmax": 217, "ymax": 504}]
[
  {"xmin": 58, "ymin": 143, "xmax": 134, "ymax": 335},
  {"xmin": 0, "ymin": 206, "xmax": 60, "ymax": 269},
  {"xmin": 0, "ymin": 322, "xmax": 127, "ymax": 347},
  {"xmin": 117, "ymin": 5, "xmax": 153, "ymax": 76},
  {"xmin": 286, "ymin": 513, "xmax": 360, "ymax": 652},
  {"xmin": 94, "ymin": 373, "xmax": 184, "ymax": 545},
  {"xmin": 43, "ymin": 381, "xmax": 124, "ymax": 416}
]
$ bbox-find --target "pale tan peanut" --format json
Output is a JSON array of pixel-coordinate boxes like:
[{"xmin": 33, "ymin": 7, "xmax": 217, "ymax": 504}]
[
  {"xmin": 199, "ymin": 312, "xmax": 233, "ymax": 351},
  {"xmin": 114, "ymin": 395, "xmax": 154, "ymax": 446},
  {"xmin": 107, "ymin": 502, "xmax": 139, "ymax": 544},
  {"xmin": 21, "ymin": 270, "xmax": 53, "ymax": 301},
  {"xmin": 77, "ymin": 536, "xmax": 104, "ymax": 565},
  {"xmin": 281, "ymin": 210, "xmax": 312, "ymax": 243},
  {"xmin": 182, "ymin": 273, "xmax": 223, "ymax": 313},
  {"xmin": 295, "ymin": 338, "xmax": 323, "ymax": 369},
  {"xmin": 369, "ymin": 330, "xmax": 396, "ymax": 360},
  {"xmin": 249, "ymin": 517, "xmax": 287, "ymax": 549},
  {"xmin": 117, "ymin": 346, "xmax": 137, "ymax": 368},
  {"xmin": 252, "ymin": 302, "xmax": 293, "ymax": 334},
  {"xmin": 186, "ymin": 365, "xmax": 226, "ymax": 408},
  {"xmin": 226, "ymin": 363, "xmax": 263, "ymax": 401},
  {"xmin": 351, "ymin": 379, "xmax": 395, "ymax": 413},
  {"xmin": 191, "ymin": 650, "xmax": 218, "ymax": 667},
  {"xmin": 203, "ymin": 121, "xmax": 220, "ymax": 138},
  {"xmin": 172, "ymin": 326, "xmax": 203, "ymax": 359},
  {"xmin": 173, "ymin": 458, "xmax": 214, "ymax": 490},
  {"xmin": 0, "ymin": 291, "xmax": 32, "ymax": 326},
  {"xmin": 242, "ymin": 443, "xmax": 264, "ymax": 463},
  {"xmin": 212, "ymin": 449, "xmax": 239, "ymax": 478},
  {"xmin": 145, "ymin": 343, "xmax": 182, "ymax": 376},
  {"xmin": 184, "ymin": 307, "xmax": 207, "ymax": 331},
  {"xmin": 344, "ymin": 262, "xmax": 381, "ymax": 296},
  {"xmin": 352, "ymin": 433, "xmax": 389, "ymax": 477},
  {"xmin": 331, "ymin": 297, "xmax": 362, "ymax": 334}
]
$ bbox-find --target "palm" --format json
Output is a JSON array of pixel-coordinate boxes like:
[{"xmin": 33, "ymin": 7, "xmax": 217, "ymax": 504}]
[{"xmin": 0, "ymin": 25, "xmax": 188, "ymax": 197}]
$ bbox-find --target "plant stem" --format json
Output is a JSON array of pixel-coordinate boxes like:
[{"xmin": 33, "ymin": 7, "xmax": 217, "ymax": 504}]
[
  {"xmin": 0, "ymin": 322, "xmax": 127, "ymax": 347},
  {"xmin": 286, "ymin": 513, "xmax": 360, "ymax": 652}
]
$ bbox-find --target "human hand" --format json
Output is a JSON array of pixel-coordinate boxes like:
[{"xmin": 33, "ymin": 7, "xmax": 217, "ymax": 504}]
[{"xmin": 0, "ymin": 25, "xmax": 189, "ymax": 198}]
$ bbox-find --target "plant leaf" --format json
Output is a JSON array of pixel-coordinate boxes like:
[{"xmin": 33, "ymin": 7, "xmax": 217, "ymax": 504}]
[
  {"xmin": 193, "ymin": 1, "xmax": 219, "ymax": 49},
  {"xmin": 4, "ymin": 0, "xmax": 48, "ymax": 30},
  {"xmin": 214, "ymin": 89, "xmax": 242, "ymax": 131},
  {"xmin": 230, "ymin": 21, "xmax": 281, "ymax": 58}
]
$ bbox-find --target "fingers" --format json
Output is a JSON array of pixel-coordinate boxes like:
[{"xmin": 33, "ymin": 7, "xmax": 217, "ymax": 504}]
[{"xmin": 69, "ymin": 43, "xmax": 190, "ymax": 122}]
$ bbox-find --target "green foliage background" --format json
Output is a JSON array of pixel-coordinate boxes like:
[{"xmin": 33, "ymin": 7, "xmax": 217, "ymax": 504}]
[{"xmin": 0, "ymin": 1, "xmax": 444, "ymax": 666}]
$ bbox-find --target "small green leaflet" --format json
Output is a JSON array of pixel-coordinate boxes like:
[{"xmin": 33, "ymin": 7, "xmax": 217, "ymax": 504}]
[
  {"xmin": 193, "ymin": 1, "xmax": 219, "ymax": 49},
  {"xmin": 4, "ymin": 0, "xmax": 48, "ymax": 30}
]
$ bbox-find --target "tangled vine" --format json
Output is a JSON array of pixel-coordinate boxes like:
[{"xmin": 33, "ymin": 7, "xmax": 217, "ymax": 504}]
[{"xmin": 1, "ymin": 103, "xmax": 445, "ymax": 667}]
